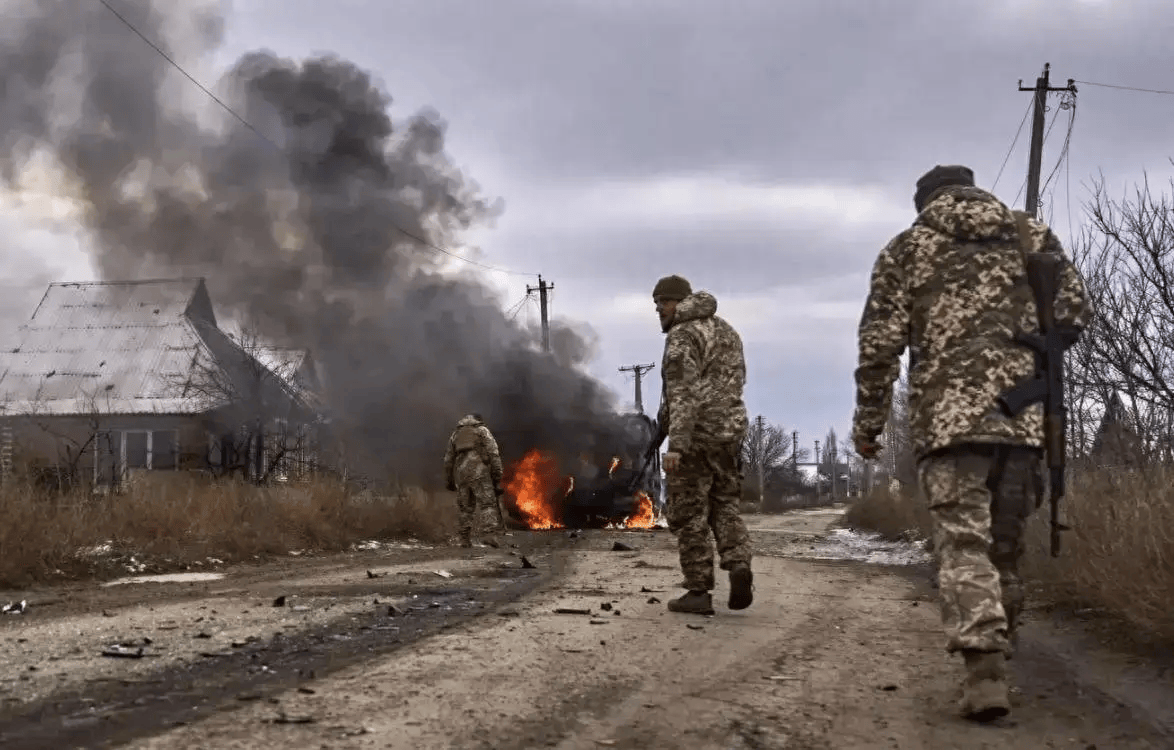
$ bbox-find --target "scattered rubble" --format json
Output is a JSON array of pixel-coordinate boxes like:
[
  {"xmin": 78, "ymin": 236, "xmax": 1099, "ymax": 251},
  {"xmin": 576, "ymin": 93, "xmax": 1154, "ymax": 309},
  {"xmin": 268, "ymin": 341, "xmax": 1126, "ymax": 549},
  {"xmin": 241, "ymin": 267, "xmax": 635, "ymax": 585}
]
[
  {"xmin": 611, "ymin": 541, "xmax": 635, "ymax": 552},
  {"xmin": 2, "ymin": 600, "xmax": 27, "ymax": 614}
]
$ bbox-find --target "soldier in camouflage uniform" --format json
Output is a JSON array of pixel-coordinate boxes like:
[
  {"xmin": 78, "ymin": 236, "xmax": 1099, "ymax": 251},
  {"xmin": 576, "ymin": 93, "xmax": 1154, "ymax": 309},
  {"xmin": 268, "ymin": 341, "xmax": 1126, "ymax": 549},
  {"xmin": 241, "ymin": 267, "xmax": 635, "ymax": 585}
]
[
  {"xmin": 443, "ymin": 414, "xmax": 506, "ymax": 548},
  {"xmin": 653, "ymin": 275, "xmax": 754, "ymax": 616},
  {"xmin": 852, "ymin": 165, "xmax": 1087, "ymax": 721}
]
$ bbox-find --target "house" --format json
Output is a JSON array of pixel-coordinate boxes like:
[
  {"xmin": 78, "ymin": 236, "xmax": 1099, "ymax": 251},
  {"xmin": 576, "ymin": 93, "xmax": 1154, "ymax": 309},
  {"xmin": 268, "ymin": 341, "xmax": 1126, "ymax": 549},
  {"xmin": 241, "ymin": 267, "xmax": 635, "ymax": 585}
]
[{"xmin": 0, "ymin": 278, "xmax": 322, "ymax": 488}]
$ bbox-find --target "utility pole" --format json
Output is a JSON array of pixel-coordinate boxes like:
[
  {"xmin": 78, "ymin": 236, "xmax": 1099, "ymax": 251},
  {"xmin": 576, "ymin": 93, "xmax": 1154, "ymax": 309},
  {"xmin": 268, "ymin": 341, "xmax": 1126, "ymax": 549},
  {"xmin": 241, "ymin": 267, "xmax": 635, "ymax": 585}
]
[
  {"xmin": 1019, "ymin": 63, "xmax": 1077, "ymax": 218},
  {"xmin": 830, "ymin": 441, "xmax": 838, "ymax": 502},
  {"xmin": 755, "ymin": 415, "xmax": 766, "ymax": 508},
  {"xmin": 527, "ymin": 275, "xmax": 554, "ymax": 352},
  {"xmin": 618, "ymin": 363, "xmax": 655, "ymax": 413},
  {"xmin": 792, "ymin": 430, "xmax": 799, "ymax": 484},
  {"xmin": 814, "ymin": 440, "xmax": 821, "ymax": 504}
]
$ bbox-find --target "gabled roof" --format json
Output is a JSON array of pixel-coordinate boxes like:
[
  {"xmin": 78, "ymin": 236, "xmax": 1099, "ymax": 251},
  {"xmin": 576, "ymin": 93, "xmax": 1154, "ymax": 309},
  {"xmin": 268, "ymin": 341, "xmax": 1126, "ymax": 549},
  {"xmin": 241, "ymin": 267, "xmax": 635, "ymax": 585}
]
[{"xmin": 0, "ymin": 278, "xmax": 281, "ymax": 417}]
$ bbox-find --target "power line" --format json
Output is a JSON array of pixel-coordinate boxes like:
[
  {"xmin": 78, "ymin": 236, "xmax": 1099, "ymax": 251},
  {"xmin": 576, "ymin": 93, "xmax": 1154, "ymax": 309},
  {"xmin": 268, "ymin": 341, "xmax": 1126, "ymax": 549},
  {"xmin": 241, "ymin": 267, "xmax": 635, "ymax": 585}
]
[
  {"xmin": 97, "ymin": 0, "xmax": 539, "ymax": 279},
  {"xmin": 992, "ymin": 98, "xmax": 1034, "ymax": 192},
  {"xmin": 1014, "ymin": 100, "xmax": 1063, "ymax": 207},
  {"xmin": 1075, "ymin": 79, "xmax": 1174, "ymax": 96}
]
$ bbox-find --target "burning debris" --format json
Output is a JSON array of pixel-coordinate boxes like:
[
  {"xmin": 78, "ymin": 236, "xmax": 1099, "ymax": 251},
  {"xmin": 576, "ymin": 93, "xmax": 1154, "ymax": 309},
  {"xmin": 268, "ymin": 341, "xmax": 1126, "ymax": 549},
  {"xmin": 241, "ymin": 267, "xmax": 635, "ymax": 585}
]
[{"xmin": 503, "ymin": 450, "xmax": 664, "ymax": 530}]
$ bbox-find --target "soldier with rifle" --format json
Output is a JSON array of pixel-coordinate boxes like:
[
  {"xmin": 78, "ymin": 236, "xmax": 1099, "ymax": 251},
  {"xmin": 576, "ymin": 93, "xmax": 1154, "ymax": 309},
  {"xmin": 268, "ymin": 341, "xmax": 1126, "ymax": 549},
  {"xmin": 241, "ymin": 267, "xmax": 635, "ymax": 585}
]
[
  {"xmin": 651, "ymin": 274, "xmax": 754, "ymax": 616},
  {"xmin": 852, "ymin": 166, "xmax": 1087, "ymax": 722}
]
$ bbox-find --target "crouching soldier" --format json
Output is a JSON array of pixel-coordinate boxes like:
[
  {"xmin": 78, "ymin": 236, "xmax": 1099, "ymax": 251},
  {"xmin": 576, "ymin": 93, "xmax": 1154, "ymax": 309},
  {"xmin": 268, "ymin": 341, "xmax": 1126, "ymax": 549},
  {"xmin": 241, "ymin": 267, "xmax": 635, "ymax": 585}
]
[{"xmin": 443, "ymin": 414, "xmax": 506, "ymax": 548}]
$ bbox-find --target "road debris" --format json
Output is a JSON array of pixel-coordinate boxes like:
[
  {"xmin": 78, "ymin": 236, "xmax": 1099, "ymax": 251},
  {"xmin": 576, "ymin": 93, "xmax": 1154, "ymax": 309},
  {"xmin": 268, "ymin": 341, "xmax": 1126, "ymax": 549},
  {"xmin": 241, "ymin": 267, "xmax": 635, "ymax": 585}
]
[
  {"xmin": 433, "ymin": 570, "xmax": 454, "ymax": 579},
  {"xmin": 611, "ymin": 541, "xmax": 635, "ymax": 552},
  {"xmin": 589, "ymin": 619, "xmax": 609, "ymax": 625},
  {"xmin": 101, "ymin": 644, "xmax": 148, "ymax": 659},
  {"xmin": 520, "ymin": 556, "xmax": 537, "ymax": 569},
  {"xmin": 600, "ymin": 602, "xmax": 613, "ymax": 611},
  {"xmin": 386, "ymin": 604, "xmax": 406, "ymax": 617},
  {"xmin": 686, "ymin": 624, "xmax": 704, "ymax": 631},
  {"xmin": 366, "ymin": 570, "xmax": 384, "ymax": 579},
  {"xmin": 647, "ymin": 597, "xmax": 661, "ymax": 604},
  {"xmin": 271, "ymin": 712, "xmax": 316, "ymax": 725},
  {"xmin": 2, "ymin": 600, "xmax": 27, "ymax": 615},
  {"xmin": 272, "ymin": 596, "xmax": 286, "ymax": 607},
  {"xmin": 554, "ymin": 607, "xmax": 592, "ymax": 615}
]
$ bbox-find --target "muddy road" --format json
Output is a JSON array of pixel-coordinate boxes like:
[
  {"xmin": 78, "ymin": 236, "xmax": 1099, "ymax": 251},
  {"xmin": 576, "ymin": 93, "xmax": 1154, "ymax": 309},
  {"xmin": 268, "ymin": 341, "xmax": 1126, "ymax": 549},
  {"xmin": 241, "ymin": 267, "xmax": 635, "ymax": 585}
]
[{"xmin": 1, "ymin": 510, "xmax": 1171, "ymax": 749}]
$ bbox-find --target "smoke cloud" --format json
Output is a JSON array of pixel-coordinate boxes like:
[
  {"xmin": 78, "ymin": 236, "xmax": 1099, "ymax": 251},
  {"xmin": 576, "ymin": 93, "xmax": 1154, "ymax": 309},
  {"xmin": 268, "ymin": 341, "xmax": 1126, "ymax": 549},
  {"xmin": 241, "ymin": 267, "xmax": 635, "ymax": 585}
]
[{"xmin": 0, "ymin": 0, "xmax": 637, "ymax": 485}]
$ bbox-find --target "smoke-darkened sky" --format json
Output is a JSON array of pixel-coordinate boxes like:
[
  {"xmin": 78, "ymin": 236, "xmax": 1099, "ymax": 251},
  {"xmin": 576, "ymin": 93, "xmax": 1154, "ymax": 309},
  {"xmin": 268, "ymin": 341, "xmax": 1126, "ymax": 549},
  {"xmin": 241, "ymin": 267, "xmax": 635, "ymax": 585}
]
[{"xmin": 3, "ymin": 0, "xmax": 1174, "ymax": 458}]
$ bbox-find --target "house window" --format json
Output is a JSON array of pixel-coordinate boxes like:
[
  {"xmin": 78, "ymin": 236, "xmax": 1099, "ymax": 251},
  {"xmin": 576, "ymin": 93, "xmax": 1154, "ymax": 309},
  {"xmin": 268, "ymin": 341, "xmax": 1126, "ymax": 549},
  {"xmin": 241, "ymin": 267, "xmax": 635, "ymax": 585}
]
[{"xmin": 119, "ymin": 430, "xmax": 180, "ymax": 472}]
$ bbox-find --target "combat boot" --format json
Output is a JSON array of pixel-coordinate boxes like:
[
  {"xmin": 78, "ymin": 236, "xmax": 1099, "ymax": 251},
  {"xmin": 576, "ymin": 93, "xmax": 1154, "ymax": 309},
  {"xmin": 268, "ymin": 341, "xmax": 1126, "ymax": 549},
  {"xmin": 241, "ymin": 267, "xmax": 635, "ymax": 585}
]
[
  {"xmin": 959, "ymin": 650, "xmax": 1011, "ymax": 722},
  {"xmin": 667, "ymin": 591, "xmax": 714, "ymax": 615},
  {"xmin": 728, "ymin": 563, "xmax": 753, "ymax": 610}
]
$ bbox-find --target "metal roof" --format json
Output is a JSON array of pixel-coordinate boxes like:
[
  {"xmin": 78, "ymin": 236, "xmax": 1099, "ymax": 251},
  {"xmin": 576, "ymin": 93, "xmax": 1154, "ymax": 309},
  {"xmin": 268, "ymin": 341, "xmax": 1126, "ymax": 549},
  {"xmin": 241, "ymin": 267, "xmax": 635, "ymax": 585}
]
[{"xmin": 0, "ymin": 279, "xmax": 272, "ymax": 417}]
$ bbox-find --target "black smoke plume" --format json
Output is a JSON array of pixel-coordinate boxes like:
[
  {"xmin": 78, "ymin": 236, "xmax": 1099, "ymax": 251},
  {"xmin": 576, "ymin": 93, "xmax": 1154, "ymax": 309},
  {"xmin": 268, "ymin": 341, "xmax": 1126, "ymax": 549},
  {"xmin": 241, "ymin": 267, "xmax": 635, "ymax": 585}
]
[{"xmin": 0, "ymin": 0, "xmax": 639, "ymax": 486}]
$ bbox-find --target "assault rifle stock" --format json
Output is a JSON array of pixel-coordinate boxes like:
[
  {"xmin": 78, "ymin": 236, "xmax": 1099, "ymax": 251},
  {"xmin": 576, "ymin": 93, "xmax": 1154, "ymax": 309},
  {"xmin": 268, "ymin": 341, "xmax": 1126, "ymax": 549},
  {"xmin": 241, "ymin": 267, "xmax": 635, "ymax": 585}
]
[{"xmin": 997, "ymin": 214, "xmax": 1074, "ymax": 557}]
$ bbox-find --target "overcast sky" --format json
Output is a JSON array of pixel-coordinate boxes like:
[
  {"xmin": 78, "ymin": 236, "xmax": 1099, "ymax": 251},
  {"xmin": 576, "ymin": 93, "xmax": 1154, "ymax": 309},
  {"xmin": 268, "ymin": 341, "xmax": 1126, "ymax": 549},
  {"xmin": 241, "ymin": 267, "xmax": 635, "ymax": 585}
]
[{"xmin": 4, "ymin": 0, "xmax": 1174, "ymax": 456}]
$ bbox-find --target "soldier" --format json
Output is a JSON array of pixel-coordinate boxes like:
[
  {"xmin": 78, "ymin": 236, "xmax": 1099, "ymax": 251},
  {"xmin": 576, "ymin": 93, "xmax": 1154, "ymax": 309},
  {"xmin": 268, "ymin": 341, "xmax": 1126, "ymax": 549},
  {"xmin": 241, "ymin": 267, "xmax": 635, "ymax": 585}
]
[
  {"xmin": 443, "ymin": 413, "xmax": 506, "ymax": 548},
  {"xmin": 653, "ymin": 274, "xmax": 754, "ymax": 615},
  {"xmin": 852, "ymin": 165, "xmax": 1087, "ymax": 721}
]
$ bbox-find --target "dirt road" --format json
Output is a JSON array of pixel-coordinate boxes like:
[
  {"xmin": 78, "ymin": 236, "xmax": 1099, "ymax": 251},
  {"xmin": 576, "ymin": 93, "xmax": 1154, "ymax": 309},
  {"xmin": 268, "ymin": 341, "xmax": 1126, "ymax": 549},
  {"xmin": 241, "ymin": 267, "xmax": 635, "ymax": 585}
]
[{"xmin": 2, "ymin": 510, "xmax": 1171, "ymax": 749}]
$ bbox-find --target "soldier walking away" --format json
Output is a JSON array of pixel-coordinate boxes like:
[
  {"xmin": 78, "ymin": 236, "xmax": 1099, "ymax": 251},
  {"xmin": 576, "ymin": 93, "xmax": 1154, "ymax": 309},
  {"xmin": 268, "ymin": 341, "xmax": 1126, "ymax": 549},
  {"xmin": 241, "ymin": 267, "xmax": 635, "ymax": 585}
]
[
  {"xmin": 443, "ymin": 413, "xmax": 506, "ymax": 548},
  {"xmin": 852, "ymin": 165, "xmax": 1087, "ymax": 722},
  {"xmin": 652, "ymin": 275, "xmax": 754, "ymax": 616}
]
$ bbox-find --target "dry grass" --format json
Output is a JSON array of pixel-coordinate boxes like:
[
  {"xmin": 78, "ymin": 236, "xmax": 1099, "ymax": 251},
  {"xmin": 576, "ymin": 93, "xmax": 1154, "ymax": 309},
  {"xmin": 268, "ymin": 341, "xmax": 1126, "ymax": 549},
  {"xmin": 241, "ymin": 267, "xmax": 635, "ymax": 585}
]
[
  {"xmin": 841, "ymin": 463, "xmax": 1174, "ymax": 642},
  {"xmin": 0, "ymin": 471, "xmax": 459, "ymax": 588},
  {"xmin": 840, "ymin": 483, "xmax": 932, "ymax": 542}
]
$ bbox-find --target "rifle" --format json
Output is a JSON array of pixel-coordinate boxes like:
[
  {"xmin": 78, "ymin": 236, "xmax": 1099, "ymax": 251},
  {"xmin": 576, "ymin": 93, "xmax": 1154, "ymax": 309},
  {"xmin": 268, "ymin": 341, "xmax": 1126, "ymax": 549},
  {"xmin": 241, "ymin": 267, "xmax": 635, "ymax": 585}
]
[
  {"xmin": 996, "ymin": 212, "xmax": 1076, "ymax": 557},
  {"xmin": 627, "ymin": 421, "xmax": 667, "ymax": 494}
]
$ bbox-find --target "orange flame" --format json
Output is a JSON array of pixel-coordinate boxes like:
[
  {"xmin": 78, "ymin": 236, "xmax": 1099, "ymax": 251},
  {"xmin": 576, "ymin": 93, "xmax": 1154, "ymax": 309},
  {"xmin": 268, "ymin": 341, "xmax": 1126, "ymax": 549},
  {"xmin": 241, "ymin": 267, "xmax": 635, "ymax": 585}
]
[
  {"xmin": 504, "ymin": 449, "xmax": 565, "ymax": 530},
  {"xmin": 625, "ymin": 491, "xmax": 656, "ymax": 529}
]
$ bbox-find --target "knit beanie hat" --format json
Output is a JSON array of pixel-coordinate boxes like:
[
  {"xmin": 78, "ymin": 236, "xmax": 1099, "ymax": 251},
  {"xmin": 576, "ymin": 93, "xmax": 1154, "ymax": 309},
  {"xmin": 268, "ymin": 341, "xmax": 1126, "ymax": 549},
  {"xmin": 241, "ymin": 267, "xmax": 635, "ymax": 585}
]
[
  {"xmin": 914, "ymin": 165, "xmax": 975, "ymax": 212},
  {"xmin": 652, "ymin": 275, "xmax": 692, "ymax": 301}
]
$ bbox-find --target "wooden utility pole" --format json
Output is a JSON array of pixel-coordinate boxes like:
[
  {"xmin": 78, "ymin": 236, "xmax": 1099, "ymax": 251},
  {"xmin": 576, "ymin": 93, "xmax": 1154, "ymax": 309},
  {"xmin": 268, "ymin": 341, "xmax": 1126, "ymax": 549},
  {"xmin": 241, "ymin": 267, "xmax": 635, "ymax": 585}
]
[
  {"xmin": 755, "ymin": 415, "xmax": 766, "ymax": 507},
  {"xmin": 527, "ymin": 275, "xmax": 554, "ymax": 352},
  {"xmin": 830, "ymin": 440, "xmax": 838, "ymax": 501},
  {"xmin": 618, "ymin": 363, "xmax": 655, "ymax": 413},
  {"xmin": 814, "ymin": 440, "xmax": 821, "ymax": 504},
  {"xmin": 792, "ymin": 430, "xmax": 799, "ymax": 482},
  {"xmin": 1019, "ymin": 63, "xmax": 1077, "ymax": 218}
]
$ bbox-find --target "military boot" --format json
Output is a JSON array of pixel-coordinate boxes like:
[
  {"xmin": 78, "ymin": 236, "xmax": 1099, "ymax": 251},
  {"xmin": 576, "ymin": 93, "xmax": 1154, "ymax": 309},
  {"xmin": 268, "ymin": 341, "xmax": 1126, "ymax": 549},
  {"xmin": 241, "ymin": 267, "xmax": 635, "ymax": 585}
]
[
  {"xmin": 959, "ymin": 650, "xmax": 1011, "ymax": 722},
  {"xmin": 667, "ymin": 590, "xmax": 714, "ymax": 615},
  {"xmin": 728, "ymin": 563, "xmax": 753, "ymax": 610}
]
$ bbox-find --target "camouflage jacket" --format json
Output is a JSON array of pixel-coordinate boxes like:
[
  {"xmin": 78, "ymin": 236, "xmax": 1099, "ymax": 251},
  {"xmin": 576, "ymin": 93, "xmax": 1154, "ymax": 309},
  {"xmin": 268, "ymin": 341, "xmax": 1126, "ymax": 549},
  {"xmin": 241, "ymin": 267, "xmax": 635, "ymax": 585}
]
[
  {"xmin": 443, "ymin": 415, "xmax": 504, "ymax": 485},
  {"xmin": 657, "ymin": 292, "xmax": 749, "ymax": 454},
  {"xmin": 852, "ymin": 186, "xmax": 1088, "ymax": 459}
]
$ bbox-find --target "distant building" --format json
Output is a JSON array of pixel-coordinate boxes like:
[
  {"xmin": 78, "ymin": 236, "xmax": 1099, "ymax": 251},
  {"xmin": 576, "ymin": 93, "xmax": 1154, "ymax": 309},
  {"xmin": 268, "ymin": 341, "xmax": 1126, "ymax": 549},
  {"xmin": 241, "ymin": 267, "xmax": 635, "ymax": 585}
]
[
  {"xmin": 0, "ymin": 278, "xmax": 324, "ymax": 489},
  {"xmin": 1089, "ymin": 391, "xmax": 1144, "ymax": 469}
]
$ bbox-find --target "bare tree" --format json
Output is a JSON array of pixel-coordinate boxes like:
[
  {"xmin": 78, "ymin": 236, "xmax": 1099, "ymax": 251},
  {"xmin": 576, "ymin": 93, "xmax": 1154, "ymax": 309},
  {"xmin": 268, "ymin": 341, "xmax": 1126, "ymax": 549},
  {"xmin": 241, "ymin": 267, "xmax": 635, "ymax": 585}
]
[
  {"xmin": 169, "ymin": 321, "xmax": 321, "ymax": 484},
  {"xmin": 740, "ymin": 417, "xmax": 790, "ymax": 501},
  {"xmin": 1069, "ymin": 169, "xmax": 1174, "ymax": 462}
]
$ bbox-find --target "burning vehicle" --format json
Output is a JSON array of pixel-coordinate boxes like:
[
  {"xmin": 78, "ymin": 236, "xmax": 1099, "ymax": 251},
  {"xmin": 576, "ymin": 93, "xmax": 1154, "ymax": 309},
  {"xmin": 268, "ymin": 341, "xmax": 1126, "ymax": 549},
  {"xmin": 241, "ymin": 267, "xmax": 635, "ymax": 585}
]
[{"xmin": 503, "ymin": 413, "xmax": 664, "ymax": 530}]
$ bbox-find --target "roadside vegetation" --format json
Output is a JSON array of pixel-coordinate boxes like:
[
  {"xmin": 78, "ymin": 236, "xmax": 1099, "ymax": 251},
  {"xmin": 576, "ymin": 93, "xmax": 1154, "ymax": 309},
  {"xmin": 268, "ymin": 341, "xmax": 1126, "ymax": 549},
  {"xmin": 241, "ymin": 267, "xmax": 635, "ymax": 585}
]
[
  {"xmin": 842, "ymin": 463, "xmax": 1174, "ymax": 642},
  {"xmin": 0, "ymin": 469, "xmax": 457, "ymax": 588}
]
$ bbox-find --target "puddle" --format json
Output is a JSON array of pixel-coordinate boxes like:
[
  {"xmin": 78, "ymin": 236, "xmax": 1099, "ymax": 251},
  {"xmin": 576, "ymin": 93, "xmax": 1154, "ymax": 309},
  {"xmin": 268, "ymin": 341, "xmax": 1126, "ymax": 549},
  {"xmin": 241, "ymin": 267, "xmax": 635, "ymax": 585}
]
[
  {"xmin": 804, "ymin": 528, "xmax": 931, "ymax": 566},
  {"xmin": 101, "ymin": 572, "xmax": 225, "ymax": 587}
]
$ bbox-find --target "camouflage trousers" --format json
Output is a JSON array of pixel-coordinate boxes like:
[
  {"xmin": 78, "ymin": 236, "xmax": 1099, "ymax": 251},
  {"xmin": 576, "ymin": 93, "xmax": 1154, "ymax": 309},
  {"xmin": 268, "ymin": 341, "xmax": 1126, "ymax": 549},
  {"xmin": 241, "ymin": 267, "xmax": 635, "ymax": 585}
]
[
  {"xmin": 919, "ymin": 443, "xmax": 1043, "ymax": 655},
  {"xmin": 455, "ymin": 477, "xmax": 504, "ymax": 544},
  {"xmin": 665, "ymin": 442, "xmax": 752, "ymax": 591}
]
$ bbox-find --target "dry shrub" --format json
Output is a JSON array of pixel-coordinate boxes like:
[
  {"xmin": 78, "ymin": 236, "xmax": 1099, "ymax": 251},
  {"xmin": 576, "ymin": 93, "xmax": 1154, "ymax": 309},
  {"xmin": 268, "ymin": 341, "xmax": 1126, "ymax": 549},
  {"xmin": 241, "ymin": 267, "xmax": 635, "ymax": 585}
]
[
  {"xmin": 1023, "ymin": 463, "xmax": 1174, "ymax": 639},
  {"xmin": 840, "ymin": 483, "xmax": 932, "ymax": 541},
  {"xmin": 0, "ymin": 471, "xmax": 459, "ymax": 588}
]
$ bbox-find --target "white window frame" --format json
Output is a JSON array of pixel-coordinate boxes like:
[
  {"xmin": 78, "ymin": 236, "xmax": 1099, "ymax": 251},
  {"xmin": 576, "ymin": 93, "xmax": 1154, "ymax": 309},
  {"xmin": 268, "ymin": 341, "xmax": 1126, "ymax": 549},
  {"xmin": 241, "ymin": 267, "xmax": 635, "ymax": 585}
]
[{"xmin": 118, "ymin": 429, "xmax": 181, "ymax": 473}]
